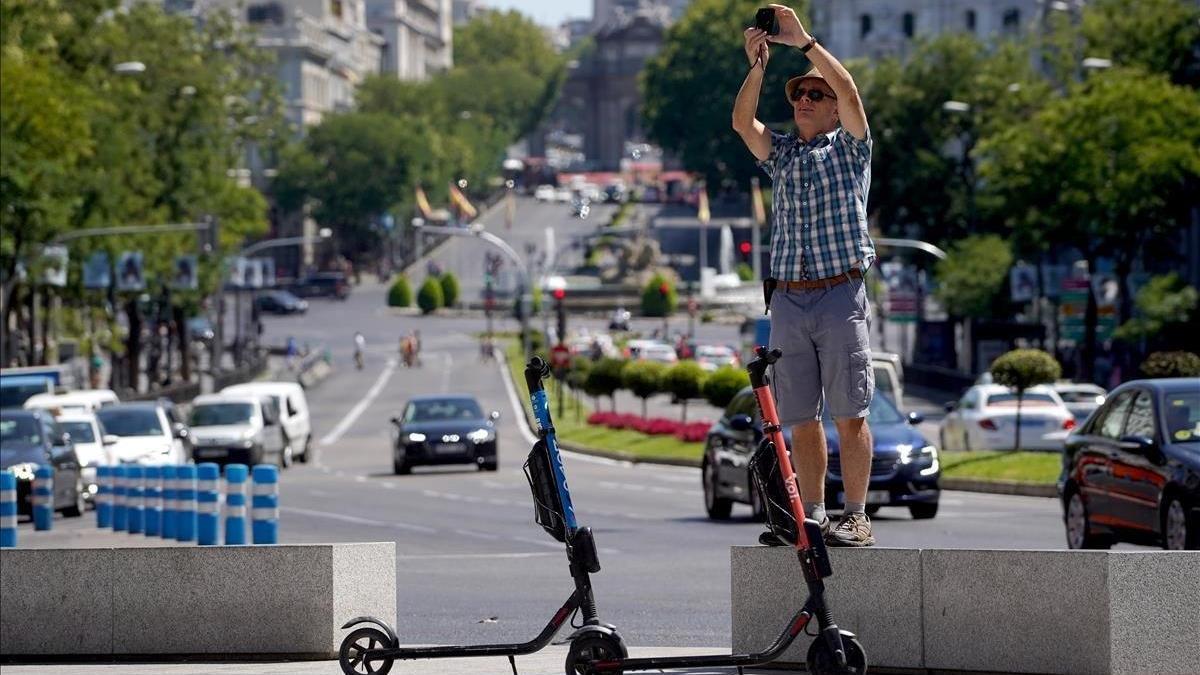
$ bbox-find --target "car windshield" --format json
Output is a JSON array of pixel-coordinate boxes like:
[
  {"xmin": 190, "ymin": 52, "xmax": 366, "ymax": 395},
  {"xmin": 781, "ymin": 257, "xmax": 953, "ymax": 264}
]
[
  {"xmin": 985, "ymin": 393, "xmax": 1057, "ymax": 407},
  {"xmin": 59, "ymin": 421, "xmax": 96, "ymax": 444},
  {"xmin": 191, "ymin": 403, "xmax": 255, "ymax": 426},
  {"xmin": 821, "ymin": 394, "xmax": 905, "ymax": 425},
  {"xmin": 97, "ymin": 409, "xmax": 164, "ymax": 437},
  {"xmin": 405, "ymin": 399, "xmax": 483, "ymax": 422},
  {"xmin": 1056, "ymin": 389, "xmax": 1104, "ymax": 403},
  {"xmin": 0, "ymin": 416, "xmax": 42, "ymax": 445},
  {"xmin": 1164, "ymin": 392, "xmax": 1200, "ymax": 443}
]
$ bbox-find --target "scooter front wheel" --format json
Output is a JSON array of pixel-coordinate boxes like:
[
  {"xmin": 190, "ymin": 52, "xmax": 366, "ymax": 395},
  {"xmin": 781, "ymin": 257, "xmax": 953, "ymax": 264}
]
[
  {"xmin": 807, "ymin": 632, "xmax": 867, "ymax": 675},
  {"xmin": 339, "ymin": 626, "xmax": 395, "ymax": 675},
  {"xmin": 565, "ymin": 633, "xmax": 626, "ymax": 675}
]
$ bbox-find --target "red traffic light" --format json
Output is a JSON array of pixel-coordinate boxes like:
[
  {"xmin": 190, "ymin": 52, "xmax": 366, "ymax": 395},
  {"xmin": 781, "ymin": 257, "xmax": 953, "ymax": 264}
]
[
  {"xmin": 552, "ymin": 288, "xmax": 566, "ymax": 301},
  {"xmin": 738, "ymin": 241, "xmax": 752, "ymax": 256},
  {"xmin": 658, "ymin": 282, "xmax": 670, "ymax": 296}
]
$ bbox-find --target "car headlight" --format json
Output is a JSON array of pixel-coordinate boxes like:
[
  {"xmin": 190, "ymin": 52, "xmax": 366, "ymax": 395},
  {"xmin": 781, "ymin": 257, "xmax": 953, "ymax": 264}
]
[
  {"xmin": 898, "ymin": 444, "xmax": 937, "ymax": 464},
  {"xmin": 405, "ymin": 432, "xmax": 426, "ymax": 443},
  {"xmin": 239, "ymin": 439, "xmax": 256, "ymax": 449},
  {"xmin": 10, "ymin": 462, "xmax": 38, "ymax": 481},
  {"xmin": 467, "ymin": 429, "xmax": 493, "ymax": 443}
]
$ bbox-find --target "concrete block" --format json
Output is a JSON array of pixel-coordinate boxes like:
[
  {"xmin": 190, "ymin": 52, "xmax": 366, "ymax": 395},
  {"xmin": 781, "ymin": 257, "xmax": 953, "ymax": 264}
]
[
  {"xmin": 731, "ymin": 546, "xmax": 922, "ymax": 669},
  {"xmin": 0, "ymin": 549, "xmax": 114, "ymax": 656},
  {"xmin": 1108, "ymin": 552, "xmax": 1200, "ymax": 675}
]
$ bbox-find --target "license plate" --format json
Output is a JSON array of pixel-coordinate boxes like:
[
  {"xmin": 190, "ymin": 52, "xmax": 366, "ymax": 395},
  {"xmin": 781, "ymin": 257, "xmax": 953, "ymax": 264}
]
[
  {"xmin": 435, "ymin": 443, "xmax": 466, "ymax": 454},
  {"xmin": 838, "ymin": 490, "xmax": 890, "ymax": 505},
  {"xmin": 197, "ymin": 448, "xmax": 226, "ymax": 458}
]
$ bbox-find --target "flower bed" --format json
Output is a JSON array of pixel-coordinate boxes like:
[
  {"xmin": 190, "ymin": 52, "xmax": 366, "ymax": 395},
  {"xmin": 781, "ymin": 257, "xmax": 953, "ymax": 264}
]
[{"xmin": 586, "ymin": 412, "xmax": 712, "ymax": 442}]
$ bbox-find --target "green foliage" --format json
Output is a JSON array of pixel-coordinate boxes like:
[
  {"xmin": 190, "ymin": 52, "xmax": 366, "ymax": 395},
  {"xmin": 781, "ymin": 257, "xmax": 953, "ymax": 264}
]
[
  {"xmin": 417, "ymin": 277, "xmax": 444, "ymax": 314},
  {"xmin": 566, "ymin": 356, "xmax": 593, "ymax": 390},
  {"xmin": 934, "ymin": 235, "xmax": 1013, "ymax": 318},
  {"xmin": 439, "ymin": 272, "xmax": 460, "ymax": 308},
  {"xmin": 641, "ymin": 272, "xmax": 678, "ymax": 317},
  {"xmin": 585, "ymin": 358, "xmax": 629, "ymax": 411},
  {"xmin": 1139, "ymin": 351, "xmax": 1200, "ymax": 378},
  {"xmin": 703, "ymin": 366, "xmax": 750, "ymax": 409},
  {"xmin": 736, "ymin": 263, "xmax": 753, "ymax": 281},
  {"xmin": 990, "ymin": 349, "xmax": 1062, "ymax": 392},
  {"xmin": 387, "ymin": 275, "xmax": 412, "ymax": 308},
  {"xmin": 663, "ymin": 361, "xmax": 708, "ymax": 422},
  {"xmin": 1078, "ymin": 0, "xmax": 1200, "ymax": 86},
  {"xmin": 622, "ymin": 360, "xmax": 667, "ymax": 416},
  {"xmin": 1114, "ymin": 274, "xmax": 1199, "ymax": 346}
]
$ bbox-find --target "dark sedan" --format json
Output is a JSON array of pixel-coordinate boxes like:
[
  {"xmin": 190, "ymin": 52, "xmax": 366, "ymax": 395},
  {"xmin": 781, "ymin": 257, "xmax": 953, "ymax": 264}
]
[
  {"xmin": 702, "ymin": 387, "xmax": 940, "ymax": 521},
  {"xmin": 255, "ymin": 290, "xmax": 309, "ymax": 315},
  {"xmin": 390, "ymin": 395, "xmax": 499, "ymax": 474},
  {"xmin": 0, "ymin": 408, "xmax": 85, "ymax": 518},
  {"xmin": 1060, "ymin": 378, "xmax": 1199, "ymax": 550}
]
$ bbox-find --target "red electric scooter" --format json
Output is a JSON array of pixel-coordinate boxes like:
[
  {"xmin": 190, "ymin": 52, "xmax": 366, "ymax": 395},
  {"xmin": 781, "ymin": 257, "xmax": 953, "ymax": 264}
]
[{"xmin": 567, "ymin": 346, "xmax": 866, "ymax": 674}]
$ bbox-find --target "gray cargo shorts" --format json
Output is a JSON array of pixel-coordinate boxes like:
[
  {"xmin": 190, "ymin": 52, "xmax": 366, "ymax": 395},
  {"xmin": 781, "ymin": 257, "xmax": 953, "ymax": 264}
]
[{"xmin": 768, "ymin": 275, "xmax": 874, "ymax": 425}]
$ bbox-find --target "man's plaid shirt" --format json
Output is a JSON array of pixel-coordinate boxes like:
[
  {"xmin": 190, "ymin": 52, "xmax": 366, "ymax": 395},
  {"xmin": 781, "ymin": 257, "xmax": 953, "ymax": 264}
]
[{"xmin": 757, "ymin": 127, "xmax": 875, "ymax": 280}]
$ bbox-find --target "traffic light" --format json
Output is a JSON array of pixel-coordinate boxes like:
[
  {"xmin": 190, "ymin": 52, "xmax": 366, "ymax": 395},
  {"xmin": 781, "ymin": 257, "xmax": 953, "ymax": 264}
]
[
  {"xmin": 738, "ymin": 241, "xmax": 752, "ymax": 262},
  {"xmin": 658, "ymin": 282, "xmax": 670, "ymax": 299},
  {"xmin": 553, "ymin": 287, "xmax": 566, "ymax": 343}
]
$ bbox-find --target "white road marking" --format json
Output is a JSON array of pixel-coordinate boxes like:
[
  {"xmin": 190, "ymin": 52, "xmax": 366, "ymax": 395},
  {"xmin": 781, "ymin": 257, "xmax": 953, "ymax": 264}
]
[
  {"xmin": 494, "ymin": 348, "xmax": 538, "ymax": 446},
  {"xmin": 282, "ymin": 506, "xmax": 436, "ymax": 533},
  {"xmin": 318, "ymin": 357, "xmax": 398, "ymax": 446},
  {"xmin": 396, "ymin": 552, "xmax": 560, "ymax": 560}
]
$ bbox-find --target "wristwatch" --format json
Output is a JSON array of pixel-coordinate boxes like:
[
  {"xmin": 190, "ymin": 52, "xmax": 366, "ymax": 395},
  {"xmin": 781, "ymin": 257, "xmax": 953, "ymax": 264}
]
[{"xmin": 800, "ymin": 36, "xmax": 817, "ymax": 54}]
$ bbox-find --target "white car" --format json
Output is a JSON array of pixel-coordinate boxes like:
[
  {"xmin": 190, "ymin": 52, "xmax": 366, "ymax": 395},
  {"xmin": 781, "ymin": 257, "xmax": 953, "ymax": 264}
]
[
  {"xmin": 1049, "ymin": 382, "xmax": 1107, "ymax": 425},
  {"xmin": 534, "ymin": 184, "xmax": 556, "ymax": 202},
  {"xmin": 55, "ymin": 411, "xmax": 116, "ymax": 502},
  {"xmin": 695, "ymin": 345, "xmax": 739, "ymax": 372},
  {"xmin": 189, "ymin": 393, "xmax": 290, "ymax": 467},
  {"xmin": 96, "ymin": 401, "xmax": 190, "ymax": 465},
  {"xmin": 624, "ymin": 339, "xmax": 670, "ymax": 360},
  {"xmin": 555, "ymin": 187, "xmax": 573, "ymax": 203},
  {"xmin": 639, "ymin": 344, "xmax": 679, "ymax": 365},
  {"xmin": 24, "ymin": 389, "xmax": 120, "ymax": 414},
  {"xmin": 221, "ymin": 381, "xmax": 313, "ymax": 463},
  {"xmin": 939, "ymin": 384, "xmax": 1076, "ymax": 452}
]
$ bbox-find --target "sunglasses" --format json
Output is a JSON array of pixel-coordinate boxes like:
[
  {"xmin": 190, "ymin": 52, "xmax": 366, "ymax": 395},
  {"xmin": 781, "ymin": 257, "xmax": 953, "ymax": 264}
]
[{"xmin": 790, "ymin": 87, "xmax": 836, "ymax": 103}]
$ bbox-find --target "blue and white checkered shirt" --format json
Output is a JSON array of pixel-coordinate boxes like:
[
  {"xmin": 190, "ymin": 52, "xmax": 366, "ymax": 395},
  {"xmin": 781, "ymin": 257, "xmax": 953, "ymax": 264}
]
[{"xmin": 757, "ymin": 127, "xmax": 875, "ymax": 280}]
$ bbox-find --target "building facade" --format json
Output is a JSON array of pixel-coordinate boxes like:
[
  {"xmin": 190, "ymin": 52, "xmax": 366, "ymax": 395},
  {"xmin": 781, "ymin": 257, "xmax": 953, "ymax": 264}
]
[{"xmin": 365, "ymin": 0, "xmax": 453, "ymax": 80}]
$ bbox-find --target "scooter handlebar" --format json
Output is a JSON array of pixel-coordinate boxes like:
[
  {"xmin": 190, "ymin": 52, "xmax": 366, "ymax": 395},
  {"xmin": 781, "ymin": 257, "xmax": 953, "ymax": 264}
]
[
  {"xmin": 525, "ymin": 356, "xmax": 551, "ymax": 393},
  {"xmin": 746, "ymin": 346, "xmax": 783, "ymax": 388}
]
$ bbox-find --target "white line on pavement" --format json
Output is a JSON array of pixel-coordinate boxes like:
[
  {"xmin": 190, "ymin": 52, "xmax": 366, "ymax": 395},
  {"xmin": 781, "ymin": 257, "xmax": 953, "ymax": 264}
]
[
  {"xmin": 318, "ymin": 357, "xmax": 398, "ymax": 446},
  {"xmin": 494, "ymin": 348, "xmax": 538, "ymax": 446},
  {"xmin": 396, "ymin": 552, "xmax": 561, "ymax": 560},
  {"xmin": 282, "ymin": 506, "xmax": 437, "ymax": 533}
]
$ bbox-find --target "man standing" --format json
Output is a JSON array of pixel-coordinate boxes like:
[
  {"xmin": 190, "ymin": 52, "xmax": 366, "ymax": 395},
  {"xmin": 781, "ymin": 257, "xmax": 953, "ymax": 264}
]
[{"xmin": 732, "ymin": 4, "xmax": 876, "ymax": 546}]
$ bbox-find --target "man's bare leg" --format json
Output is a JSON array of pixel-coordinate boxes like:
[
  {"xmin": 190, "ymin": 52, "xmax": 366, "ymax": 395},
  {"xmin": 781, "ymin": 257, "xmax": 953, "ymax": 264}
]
[
  {"xmin": 834, "ymin": 417, "xmax": 872, "ymax": 504},
  {"xmin": 791, "ymin": 420, "xmax": 828, "ymax": 523}
]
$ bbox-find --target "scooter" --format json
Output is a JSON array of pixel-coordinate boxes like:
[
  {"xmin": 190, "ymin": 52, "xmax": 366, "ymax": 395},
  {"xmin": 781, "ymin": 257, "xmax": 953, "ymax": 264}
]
[
  {"xmin": 336, "ymin": 356, "xmax": 624, "ymax": 675},
  {"xmin": 564, "ymin": 346, "xmax": 866, "ymax": 674}
]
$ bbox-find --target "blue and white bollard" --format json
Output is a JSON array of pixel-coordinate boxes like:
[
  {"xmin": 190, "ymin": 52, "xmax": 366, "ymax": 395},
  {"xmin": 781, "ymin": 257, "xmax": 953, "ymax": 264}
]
[
  {"xmin": 161, "ymin": 465, "xmax": 176, "ymax": 540},
  {"xmin": 112, "ymin": 465, "xmax": 128, "ymax": 531},
  {"xmin": 196, "ymin": 463, "xmax": 220, "ymax": 546},
  {"xmin": 33, "ymin": 465, "xmax": 54, "ymax": 531},
  {"xmin": 96, "ymin": 466, "xmax": 112, "ymax": 528},
  {"xmin": 175, "ymin": 464, "xmax": 197, "ymax": 542},
  {"xmin": 251, "ymin": 464, "xmax": 279, "ymax": 545},
  {"xmin": 224, "ymin": 464, "xmax": 248, "ymax": 546},
  {"xmin": 143, "ymin": 465, "xmax": 162, "ymax": 537},
  {"xmin": 126, "ymin": 466, "xmax": 144, "ymax": 534},
  {"xmin": 1, "ymin": 471, "xmax": 16, "ymax": 548}
]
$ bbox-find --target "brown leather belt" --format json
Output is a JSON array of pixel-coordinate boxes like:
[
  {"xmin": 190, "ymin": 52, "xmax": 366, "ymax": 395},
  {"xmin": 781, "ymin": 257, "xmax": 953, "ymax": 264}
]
[{"xmin": 778, "ymin": 268, "xmax": 863, "ymax": 291}]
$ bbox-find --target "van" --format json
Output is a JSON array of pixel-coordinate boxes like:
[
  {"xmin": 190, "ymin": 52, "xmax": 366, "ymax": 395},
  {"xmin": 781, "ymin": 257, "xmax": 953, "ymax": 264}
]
[
  {"xmin": 24, "ymin": 389, "xmax": 120, "ymax": 414},
  {"xmin": 220, "ymin": 381, "xmax": 313, "ymax": 463},
  {"xmin": 188, "ymin": 393, "xmax": 288, "ymax": 467}
]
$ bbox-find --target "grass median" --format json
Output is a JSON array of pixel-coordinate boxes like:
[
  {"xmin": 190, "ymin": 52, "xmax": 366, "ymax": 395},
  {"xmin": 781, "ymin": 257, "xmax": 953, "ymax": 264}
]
[
  {"xmin": 503, "ymin": 341, "xmax": 705, "ymax": 463},
  {"xmin": 939, "ymin": 450, "xmax": 1061, "ymax": 484}
]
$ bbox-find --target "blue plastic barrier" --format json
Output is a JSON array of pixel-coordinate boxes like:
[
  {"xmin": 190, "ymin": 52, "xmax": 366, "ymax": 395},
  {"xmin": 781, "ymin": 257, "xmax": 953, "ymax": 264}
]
[
  {"xmin": 33, "ymin": 465, "xmax": 54, "ymax": 531},
  {"xmin": 161, "ymin": 465, "xmax": 177, "ymax": 540},
  {"xmin": 175, "ymin": 464, "xmax": 197, "ymax": 543},
  {"xmin": 1, "ymin": 471, "xmax": 16, "ymax": 548},
  {"xmin": 143, "ymin": 465, "xmax": 162, "ymax": 537},
  {"xmin": 112, "ymin": 465, "xmax": 128, "ymax": 531},
  {"xmin": 197, "ymin": 463, "xmax": 220, "ymax": 546},
  {"xmin": 96, "ymin": 465, "xmax": 112, "ymax": 528},
  {"xmin": 126, "ymin": 465, "xmax": 144, "ymax": 534},
  {"xmin": 224, "ymin": 464, "xmax": 248, "ymax": 546},
  {"xmin": 251, "ymin": 464, "xmax": 279, "ymax": 545}
]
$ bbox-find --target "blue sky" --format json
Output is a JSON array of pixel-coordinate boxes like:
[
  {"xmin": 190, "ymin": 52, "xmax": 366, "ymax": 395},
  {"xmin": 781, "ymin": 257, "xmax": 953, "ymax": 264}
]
[{"xmin": 485, "ymin": 0, "xmax": 592, "ymax": 26}]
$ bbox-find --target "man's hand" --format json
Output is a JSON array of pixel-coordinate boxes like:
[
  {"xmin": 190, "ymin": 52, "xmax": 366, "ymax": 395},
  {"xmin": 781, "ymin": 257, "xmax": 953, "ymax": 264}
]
[
  {"xmin": 766, "ymin": 4, "xmax": 811, "ymax": 48},
  {"xmin": 743, "ymin": 27, "xmax": 770, "ymax": 68}
]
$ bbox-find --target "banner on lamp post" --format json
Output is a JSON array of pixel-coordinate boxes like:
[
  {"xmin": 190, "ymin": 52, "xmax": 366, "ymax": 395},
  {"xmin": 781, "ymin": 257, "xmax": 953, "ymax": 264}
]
[
  {"xmin": 115, "ymin": 252, "xmax": 146, "ymax": 291},
  {"xmin": 83, "ymin": 252, "xmax": 111, "ymax": 289},
  {"xmin": 171, "ymin": 255, "xmax": 198, "ymax": 291},
  {"xmin": 42, "ymin": 246, "xmax": 69, "ymax": 287}
]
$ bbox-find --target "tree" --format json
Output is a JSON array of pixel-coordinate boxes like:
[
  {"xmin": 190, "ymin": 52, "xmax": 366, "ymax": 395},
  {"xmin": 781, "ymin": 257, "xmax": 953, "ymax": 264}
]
[
  {"xmin": 1079, "ymin": 0, "xmax": 1200, "ymax": 87},
  {"xmin": 703, "ymin": 366, "xmax": 750, "ymax": 409},
  {"xmin": 417, "ymin": 277, "xmax": 444, "ymax": 314},
  {"xmin": 585, "ymin": 358, "xmax": 628, "ymax": 412},
  {"xmin": 439, "ymin": 272, "xmax": 460, "ymax": 308},
  {"xmin": 663, "ymin": 361, "xmax": 708, "ymax": 423},
  {"xmin": 387, "ymin": 275, "xmax": 412, "ymax": 307},
  {"xmin": 622, "ymin": 361, "xmax": 667, "ymax": 417},
  {"xmin": 1113, "ymin": 273, "xmax": 1198, "ymax": 352},
  {"xmin": 1139, "ymin": 351, "xmax": 1200, "ymax": 378},
  {"xmin": 933, "ymin": 235, "xmax": 1013, "ymax": 319},
  {"xmin": 641, "ymin": 273, "xmax": 678, "ymax": 317},
  {"xmin": 990, "ymin": 349, "xmax": 1062, "ymax": 452}
]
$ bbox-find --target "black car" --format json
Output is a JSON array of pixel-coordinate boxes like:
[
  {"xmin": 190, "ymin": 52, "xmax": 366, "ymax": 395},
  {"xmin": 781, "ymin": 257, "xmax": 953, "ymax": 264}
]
[
  {"xmin": 702, "ymin": 387, "xmax": 940, "ymax": 521},
  {"xmin": 390, "ymin": 395, "xmax": 499, "ymax": 474},
  {"xmin": 1060, "ymin": 378, "xmax": 1200, "ymax": 550},
  {"xmin": 0, "ymin": 408, "xmax": 85, "ymax": 517},
  {"xmin": 292, "ymin": 272, "xmax": 350, "ymax": 300},
  {"xmin": 255, "ymin": 290, "xmax": 309, "ymax": 315}
]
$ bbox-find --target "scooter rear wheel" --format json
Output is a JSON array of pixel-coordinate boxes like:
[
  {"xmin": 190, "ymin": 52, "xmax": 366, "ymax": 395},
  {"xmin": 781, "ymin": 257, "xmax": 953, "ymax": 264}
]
[
  {"xmin": 807, "ymin": 632, "xmax": 867, "ymax": 675},
  {"xmin": 565, "ymin": 633, "xmax": 626, "ymax": 675},
  {"xmin": 339, "ymin": 627, "xmax": 395, "ymax": 675}
]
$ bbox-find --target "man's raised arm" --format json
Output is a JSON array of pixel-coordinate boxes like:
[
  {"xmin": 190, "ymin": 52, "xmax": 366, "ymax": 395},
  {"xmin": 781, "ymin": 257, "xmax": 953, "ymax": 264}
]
[{"xmin": 732, "ymin": 26, "xmax": 773, "ymax": 161}]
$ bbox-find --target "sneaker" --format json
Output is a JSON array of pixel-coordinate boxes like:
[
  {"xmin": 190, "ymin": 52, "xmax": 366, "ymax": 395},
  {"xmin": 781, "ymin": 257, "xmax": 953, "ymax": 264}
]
[
  {"xmin": 758, "ymin": 516, "xmax": 830, "ymax": 547},
  {"xmin": 826, "ymin": 512, "xmax": 875, "ymax": 547}
]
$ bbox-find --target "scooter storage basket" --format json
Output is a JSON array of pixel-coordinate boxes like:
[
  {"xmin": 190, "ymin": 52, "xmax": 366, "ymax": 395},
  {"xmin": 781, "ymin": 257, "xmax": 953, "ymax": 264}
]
[
  {"xmin": 524, "ymin": 440, "xmax": 567, "ymax": 542},
  {"xmin": 750, "ymin": 440, "xmax": 798, "ymax": 545}
]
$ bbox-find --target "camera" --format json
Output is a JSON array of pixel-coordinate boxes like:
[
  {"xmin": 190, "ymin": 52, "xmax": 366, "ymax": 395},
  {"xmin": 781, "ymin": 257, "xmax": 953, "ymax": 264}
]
[{"xmin": 755, "ymin": 8, "xmax": 780, "ymax": 36}]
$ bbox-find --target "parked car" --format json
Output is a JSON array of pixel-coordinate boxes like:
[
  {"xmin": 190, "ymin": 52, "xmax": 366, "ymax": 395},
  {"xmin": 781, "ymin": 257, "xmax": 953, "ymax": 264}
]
[
  {"xmin": 255, "ymin": 290, "xmax": 309, "ymax": 315},
  {"xmin": 24, "ymin": 389, "xmax": 120, "ymax": 414},
  {"xmin": 638, "ymin": 343, "xmax": 679, "ymax": 365},
  {"xmin": 695, "ymin": 345, "xmax": 740, "ymax": 372},
  {"xmin": 390, "ymin": 395, "xmax": 499, "ymax": 474},
  {"xmin": 0, "ymin": 408, "xmax": 85, "ymax": 517},
  {"xmin": 0, "ymin": 374, "xmax": 55, "ymax": 409},
  {"xmin": 939, "ymin": 384, "xmax": 1075, "ymax": 452},
  {"xmin": 534, "ymin": 184, "xmax": 556, "ymax": 202},
  {"xmin": 1060, "ymin": 378, "xmax": 1199, "ymax": 550},
  {"xmin": 55, "ymin": 411, "xmax": 116, "ymax": 504},
  {"xmin": 292, "ymin": 272, "xmax": 350, "ymax": 300},
  {"xmin": 186, "ymin": 316, "xmax": 215, "ymax": 345},
  {"xmin": 220, "ymin": 381, "xmax": 312, "ymax": 463},
  {"xmin": 872, "ymin": 352, "xmax": 904, "ymax": 410},
  {"xmin": 1050, "ymin": 382, "xmax": 1107, "ymax": 424},
  {"xmin": 96, "ymin": 400, "xmax": 190, "ymax": 465},
  {"xmin": 702, "ymin": 387, "xmax": 939, "ymax": 520},
  {"xmin": 188, "ymin": 394, "xmax": 290, "ymax": 466}
]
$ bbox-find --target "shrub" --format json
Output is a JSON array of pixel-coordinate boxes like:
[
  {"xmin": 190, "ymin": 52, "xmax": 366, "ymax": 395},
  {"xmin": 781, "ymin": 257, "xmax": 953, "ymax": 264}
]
[
  {"xmin": 585, "ymin": 411, "xmax": 713, "ymax": 442},
  {"xmin": 387, "ymin": 275, "xmax": 412, "ymax": 307},
  {"xmin": 990, "ymin": 349, "xmax": 1062, "ymax": 452},
  {"xmin": 1140, "ymin": 351, "xmax": 1200, "ymax": 378},
  {"xmin": 439, "ymin": 272, "xmax": 460, "ymax": 307},
  {"xmin": 641, "ymin": 272, "xmax": 677, "ymax": 317},
  {"xmin": 663, "ymin": 360, "xmax": 708, "ymax": 422},
  {"xmin": 736, "ymin": 262, "xmax": 753, "ymax": 281},
  {"xmin": 585, "ymin": 357, "xmax": 628, "ymax": 411},
  {"xmin": 417, "ymin": 277, "xmax": 444, "ymax": 314},
  {"xmin": 567, "ymin": 356, "xmax": 592, "ymax": 391},
  {"xmin": 703, "ymin": 366, "xmax": 750, "ymax": 409},
  {"xmin": 622, "ymin": 360, "xmax": 667, "ymax": 417}
]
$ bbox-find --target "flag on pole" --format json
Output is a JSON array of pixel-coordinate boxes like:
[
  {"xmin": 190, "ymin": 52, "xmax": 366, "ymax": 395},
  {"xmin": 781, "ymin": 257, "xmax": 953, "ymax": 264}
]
[
  {"xmin": 415, "ymin": 186, "xmax": 433, "ymax": 219},
  {"xmin": 449, "ymin": 184, "xmax": 478, "ymax": 220},
  {"xmin": 750, "ymin": 177, "xmax": 766, "ymax": 226},
  {"xmin": 697, "ymin": 185, "xmax": 710, "ymax": 225}
]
